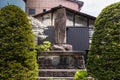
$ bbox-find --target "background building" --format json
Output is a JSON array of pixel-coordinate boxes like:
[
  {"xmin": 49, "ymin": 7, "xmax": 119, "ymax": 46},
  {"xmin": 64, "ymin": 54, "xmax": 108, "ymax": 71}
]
[
  {"xmin": 0, "ymin": 0, "xmax": 25, "ymax": 11},
  {"xmin": 34, "ymin": 6, "xmax": 96, "ymax": 51},
  {"xmin": 34, "ymin": 6, "xmax": 95, "ymax": 27},
  {"xmin": 24, "ymin": 0, "xmax": 83, "ymax": 16}
]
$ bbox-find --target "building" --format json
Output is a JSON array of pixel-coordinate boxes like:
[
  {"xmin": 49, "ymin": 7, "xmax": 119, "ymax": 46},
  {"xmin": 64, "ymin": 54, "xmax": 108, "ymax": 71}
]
[
  {"xmin": 0, "ymin": 0, "xmax": 25, "ymax": 11},
  {"xmin": 23, "ymin": 0, "xmax": 96, "ymax": 50},
  {"xmin": 24, "ymin": 0, "xmax": 83, "ymax": 16},
  {"xmin": 34, "ymin": 5, "xmax": 95, "ymax": 27},
  {"xmin": 33, "ymin": 5, "xmax": 96, "ymax": 51}
]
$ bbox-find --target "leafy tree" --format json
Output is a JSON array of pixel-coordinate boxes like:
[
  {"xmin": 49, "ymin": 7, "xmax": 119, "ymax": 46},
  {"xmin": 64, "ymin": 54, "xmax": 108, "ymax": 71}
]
[
  {"xmin": 0, "ymin": 5, "xmax": 38, "ymax": 80},
  {"xmin": 28, "ymin": 16, "xmax": 47, "ymax": 45},
  {"xmin": 87, "ymin": 2, "xmax": 120, "ymax": 80}
]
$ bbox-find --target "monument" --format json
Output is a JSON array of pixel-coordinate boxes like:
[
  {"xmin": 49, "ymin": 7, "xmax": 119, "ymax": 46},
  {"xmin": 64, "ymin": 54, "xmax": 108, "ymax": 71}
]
[
  {"xmin": 50, "ymin": 8, "xmax": 74, "ymax": 69},
  {"xmin": 54, "ymin": 8, "xmax": 66, "ymax": 45},
  {"xmin": 51, "ymin": 8, "xmax": 72, "ymax": 51}
]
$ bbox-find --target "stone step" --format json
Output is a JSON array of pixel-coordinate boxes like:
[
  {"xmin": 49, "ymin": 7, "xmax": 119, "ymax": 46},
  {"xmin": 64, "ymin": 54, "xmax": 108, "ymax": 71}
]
[
  {"xmin": 39, "ymin": 69, "xmax": 86, "ymax": 77},
  {"xmin": 39, "ymin": 69, "xmax": 83, "ymax": 72},
  {"xmin": 36, "ymin": 77, "xmax": 74, "ymax": 80}
]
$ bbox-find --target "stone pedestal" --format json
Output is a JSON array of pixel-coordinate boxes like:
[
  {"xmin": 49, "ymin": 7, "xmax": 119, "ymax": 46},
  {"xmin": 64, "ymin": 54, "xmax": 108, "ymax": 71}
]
[{"xmin": 51, "ymin": 44, "xmax": 72, "ymax": 51}]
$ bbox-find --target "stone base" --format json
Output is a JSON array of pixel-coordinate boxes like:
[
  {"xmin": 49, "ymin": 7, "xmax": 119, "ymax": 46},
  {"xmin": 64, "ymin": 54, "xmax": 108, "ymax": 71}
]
[{"xmin": 51, "ymin": 44, "xmax": 72, "ymax": 51}]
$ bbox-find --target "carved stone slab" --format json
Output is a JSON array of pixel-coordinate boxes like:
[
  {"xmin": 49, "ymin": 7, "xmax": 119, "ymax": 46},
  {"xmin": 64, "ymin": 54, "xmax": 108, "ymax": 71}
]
[{"xmin": 54, "ymin": 8, "xmax": 67, "ymax": 45}]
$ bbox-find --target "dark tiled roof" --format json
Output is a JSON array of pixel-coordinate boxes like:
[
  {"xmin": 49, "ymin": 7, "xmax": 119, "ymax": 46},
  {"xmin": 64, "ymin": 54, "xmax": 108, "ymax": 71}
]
[{"xmin": 33, "ymin": 5, "xmax": 96, "ymax": 20}]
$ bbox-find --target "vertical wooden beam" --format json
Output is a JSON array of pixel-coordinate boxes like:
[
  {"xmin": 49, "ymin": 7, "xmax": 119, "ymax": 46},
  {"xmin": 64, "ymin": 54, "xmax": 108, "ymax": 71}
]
[
  {"xmin": 87, "ymin": 18, "xmax": 89, "ymax": 27},
  {"xmin": 73, "ymin": 13, "xmax": 75, "ymax": 27},
  {"xmin": 51, "ymin": 12, "xmax": 53, "ymax": 26}
]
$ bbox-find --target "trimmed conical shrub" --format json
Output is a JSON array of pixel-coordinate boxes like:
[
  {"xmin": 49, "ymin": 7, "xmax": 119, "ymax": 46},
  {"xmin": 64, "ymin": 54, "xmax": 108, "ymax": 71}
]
[
  {"xmin": 0, "ymin": 5, "xmax": 38, "ymax": 80},
  {"xmin": 87, "ymin": 2, "xmax": 120, "ymax": 80}
]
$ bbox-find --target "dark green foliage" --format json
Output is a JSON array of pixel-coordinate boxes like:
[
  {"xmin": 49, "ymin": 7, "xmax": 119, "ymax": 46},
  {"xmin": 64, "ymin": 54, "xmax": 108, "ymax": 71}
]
[
  {"xmin": 0, "ymin": 5, "xmax": 38, "ymax": 80},
  {"xmin": 87, "ymin": 2, "xmax": 120, "ymax": 80},
  {"xmin": 74, "ymin": 70, "xmax": 87, "ymax": 80}
]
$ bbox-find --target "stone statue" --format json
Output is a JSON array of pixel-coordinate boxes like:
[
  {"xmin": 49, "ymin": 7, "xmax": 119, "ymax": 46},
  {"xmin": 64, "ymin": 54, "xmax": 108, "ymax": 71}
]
[{"xmin": 54, "ymin": 8, "xmax": 67, "ymax": 45}]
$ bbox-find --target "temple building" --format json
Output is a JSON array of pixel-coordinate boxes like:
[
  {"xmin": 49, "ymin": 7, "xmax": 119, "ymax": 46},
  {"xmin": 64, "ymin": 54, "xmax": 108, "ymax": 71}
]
[
  {"xmin": 33, "ymin": 6, "xmax": 96, "ymax": 50},
  {"xmin": 24, "ymin": 0, "xmax": 95, "ymax": 44},
  {"xmin": 34, "ymin": 5, "xmax": 95, "ymax": 27}
]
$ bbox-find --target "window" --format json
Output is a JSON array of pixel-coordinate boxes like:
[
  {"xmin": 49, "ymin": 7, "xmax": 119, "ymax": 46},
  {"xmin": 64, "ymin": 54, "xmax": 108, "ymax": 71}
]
[
  {"xmin": 89, "ymin": 28, "xmax": 94, "ymax": 38},
  {"xmin": 66, "ymin": 11, "xmax": 74, "ymax": 26},
  {"xmin": 29, "ymin": 9, "xmax": 35, "ymax": 15},
  {"xmin": 89, "ymin": 19, "xmax": 95, "ymax": 44},
  {"xmin": 75, "ymin": 15, "xmax": 87, "ymax": 26},
  {"xmin": 89, "ymin": 19, "xmax": 94, "ymax": 28}
]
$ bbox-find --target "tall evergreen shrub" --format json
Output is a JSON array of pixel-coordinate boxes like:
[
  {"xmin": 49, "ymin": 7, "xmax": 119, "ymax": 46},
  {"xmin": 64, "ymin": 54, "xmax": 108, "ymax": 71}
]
[
  {"xmin": 87, "ymin": 2, "xmax": 120, "ymax": 80},
  {"xmin": 0, "ymin": 5, "xmax": 38, "ymax": 80}
]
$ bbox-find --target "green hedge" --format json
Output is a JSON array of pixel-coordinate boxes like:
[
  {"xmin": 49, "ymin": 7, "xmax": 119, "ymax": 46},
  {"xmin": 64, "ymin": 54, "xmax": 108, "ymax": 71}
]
[
  {"xmin": 87, "ymin": 2, "xmax": 120, "ymax": 80},
  {"xmin": 0, "ymin": 5, "xmax": 38, "ymax": 80}
]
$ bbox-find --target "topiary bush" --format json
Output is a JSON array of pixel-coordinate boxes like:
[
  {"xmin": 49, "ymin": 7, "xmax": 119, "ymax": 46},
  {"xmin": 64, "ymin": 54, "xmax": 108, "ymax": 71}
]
[
  {"xmin": 0, "ymin": 5, "xmax": 38, "ymax": 80},
  {"xmin": 87, "ymin": 2, "xmax": 120, "ymax": 80}
]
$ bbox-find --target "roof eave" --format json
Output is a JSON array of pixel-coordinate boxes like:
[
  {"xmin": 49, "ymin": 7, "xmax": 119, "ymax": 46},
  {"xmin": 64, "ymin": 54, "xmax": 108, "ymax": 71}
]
[{"xmin": 33, "ymin": 5, "xmax": 96, "ymax": 20}]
